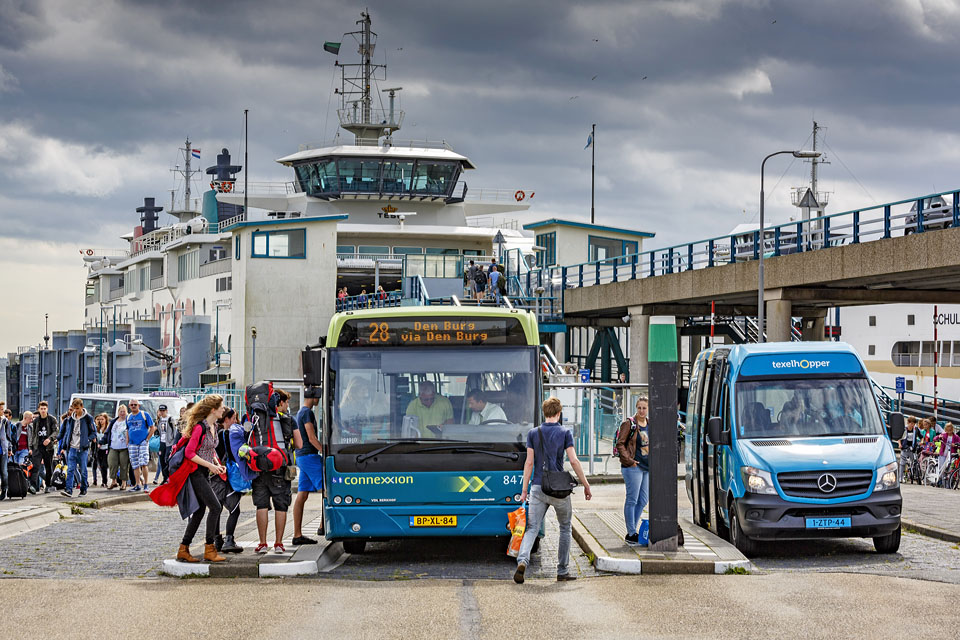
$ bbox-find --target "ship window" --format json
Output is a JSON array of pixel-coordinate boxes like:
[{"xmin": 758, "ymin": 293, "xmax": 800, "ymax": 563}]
[
  {"xmin": 251, "ymin": 229, "xmax": 306, "ymax": 259},
  {"xmin": 869, "ymin": 315, "xmax": 876, "ymax": 327},
  {"xmin": 337, "ymin": 158, "xmax": 381, "ymax": 192},
  {"xmin": 358, "ymin": 245, "xmax": 389, "ymax": 255},
  {"xmin": 536, "ymin": 232, "xmax": 556, "ymax": 267},
  {"xmin": 337, "ymin": 245, "xmax": 355, "ymax": 255},
  {"xmin": 891, "ymin": 341, "xmax": 920, "ymax": 367},
  {"xmin": 868, "ymin": 345, "xmax": 875, "ymax": 356},
  {"xmin": 907, "ymin": 314, "xmax": 915, "ymax": 326},
  {"xmin": 411, "ymin": 160, "xmax": 457, "ymax": 195},
  {"xmin": 392, "ymin": 246, "xmax": 423, "ymax": 255},
  {"xmin": 296, "ymin": 159, "xmax": 338, "ymax": 196},
  {"xmin": 178, "ymin": 250, "xmax": 200, "ymax": 281},
  {"xmin": 381, "ymin": 160, "xmax": 414, "ymax": 193}
]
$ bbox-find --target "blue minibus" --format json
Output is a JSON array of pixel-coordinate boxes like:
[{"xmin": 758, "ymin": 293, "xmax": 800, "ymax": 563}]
[{"xmin": 685, "ymin": 342, "xmax": 905, "ymax": 556}]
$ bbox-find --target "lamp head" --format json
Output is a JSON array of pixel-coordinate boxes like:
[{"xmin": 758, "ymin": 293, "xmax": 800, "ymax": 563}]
[{"xmin": 792, "ymin": 150, "xmax": 821, "ymax": 159}]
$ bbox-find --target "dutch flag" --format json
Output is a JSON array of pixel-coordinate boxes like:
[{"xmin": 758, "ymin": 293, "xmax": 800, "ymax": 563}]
[{"xmin": 191, "ymin": 149, "xmax": 201, "ymax": 159}]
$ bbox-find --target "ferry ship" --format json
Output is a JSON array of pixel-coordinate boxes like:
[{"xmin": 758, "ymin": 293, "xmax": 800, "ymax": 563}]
[{"xmin": 4, "ymin": 12, "xmax": 655, "ymax": 415}]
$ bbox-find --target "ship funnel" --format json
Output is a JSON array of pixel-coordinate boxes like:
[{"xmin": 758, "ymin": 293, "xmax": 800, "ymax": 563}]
[{"xmin": 136, "ymin": 197, "xmax": 164, "ymax": 234}]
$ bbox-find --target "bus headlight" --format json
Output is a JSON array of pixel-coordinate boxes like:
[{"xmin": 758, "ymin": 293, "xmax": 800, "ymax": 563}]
[
  {"xmin": 874, "ymin": 462, "xmax": 899, "ymax": 491},
  {"xmin": 333, "ymin": 496, "xmax": 342, "ymax": 504},
  {"xmin": 741, "ymin": 467, "xmax": 776, "ymax": 495}
]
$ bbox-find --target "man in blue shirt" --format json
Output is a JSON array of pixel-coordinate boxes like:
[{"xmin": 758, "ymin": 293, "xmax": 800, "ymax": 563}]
[
  {"xmin": 292, "ymin": 386, "xmax": 324, "ymax": 545},
  {"xmin": 125, "ymin": 399, "xmax": 154, "ymax": 492},
  {"xmin": 514, "ymin": 397, "xmax": 591, "ymax": 584}
]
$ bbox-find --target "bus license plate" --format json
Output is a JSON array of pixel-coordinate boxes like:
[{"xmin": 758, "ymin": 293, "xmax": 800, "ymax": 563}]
[
  {"xmin": 805, "ymin": 517, "xmax": 851, "ymax": 529},
  {"xmin": 409, "ymin": 515, "xmax": 457, "ymax": 528}
]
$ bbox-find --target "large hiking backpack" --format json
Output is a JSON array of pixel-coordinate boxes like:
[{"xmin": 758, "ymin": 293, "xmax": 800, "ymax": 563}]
[
  {"xmin": 245, "ymin": 381, "xmax": 274, "ymax": 407},
  {"xmin": 613, "ymin": 417, "xmax": 638, "ymax": 457},
  {"xmin": 6, "ymin": 462, "xmax": 28, "ymax": 499}
]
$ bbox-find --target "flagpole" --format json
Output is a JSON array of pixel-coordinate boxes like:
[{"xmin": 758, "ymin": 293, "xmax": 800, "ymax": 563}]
[
  {"xmin": 243, "ymin": 109, "xmax": 249, "ymax": 218},
  {"xmin": 591, "ymin": 123, "xmax": 596, "ymax": 224}
]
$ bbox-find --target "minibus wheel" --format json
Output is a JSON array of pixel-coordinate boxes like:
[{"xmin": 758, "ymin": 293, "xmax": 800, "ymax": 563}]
[
  {"xmin": 729, "ymin": 506, "xmax": 760, "ymax": 557},
  {"xmin": 873, "ymin": 527, "xmax": 901, "ymax": 554},
  {"xmin": 343, "ymin": 540, "xmax": 367, "ymax": 554}
]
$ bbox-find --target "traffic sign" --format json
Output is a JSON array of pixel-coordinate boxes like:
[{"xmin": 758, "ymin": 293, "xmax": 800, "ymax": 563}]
[{"xmin": 895, "ymin": 376, "xmax": 906, "ymax": 394}]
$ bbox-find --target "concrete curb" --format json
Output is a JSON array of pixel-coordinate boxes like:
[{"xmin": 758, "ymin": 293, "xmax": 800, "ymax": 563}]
[
  {"xmin": 259, "ymin": 560, "xmax": 319, "ymax": 577},
  {"xmin": 571, "ymin": 517, "xmax": 751, "ymax": 575},
  {"xmin": 162, "ymin": 559, "xmax": 210, "ymax": 577},
  {"xmin": 902, "ymin": 519, "xmax": 960, "ymax": 544}
]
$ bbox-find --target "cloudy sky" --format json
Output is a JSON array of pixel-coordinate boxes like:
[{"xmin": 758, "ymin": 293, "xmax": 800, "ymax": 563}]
[{"xmin": 2, "ymin": 0, "xmax": 960, "ymax": 353}]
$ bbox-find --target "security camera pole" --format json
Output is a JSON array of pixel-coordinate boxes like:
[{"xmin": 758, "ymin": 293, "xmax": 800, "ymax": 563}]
[{"xmin": 648, "ymin": 315, "xmax": 678, "ymax": 551}]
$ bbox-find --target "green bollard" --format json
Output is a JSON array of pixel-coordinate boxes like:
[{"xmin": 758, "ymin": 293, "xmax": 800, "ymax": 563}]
[{"xmin": 648, "ymin": 316, "xmax": 679, "ymax": 551}]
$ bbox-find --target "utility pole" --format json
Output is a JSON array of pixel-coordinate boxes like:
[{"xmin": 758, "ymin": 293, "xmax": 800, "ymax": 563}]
[
  {"xmin": 591, "ymin": 123, "xmax": 596, "ymax": 225},
  {"xmin": 361, "ymin": 11, "xmax": 372, "ymax": 124},
  {"xmin": 243, "ymin": 110, "xmax": 249, "ymax": 217},
  {"xmin": 43, "ymin": 313, "xmax": 50, "ymax": 349}
]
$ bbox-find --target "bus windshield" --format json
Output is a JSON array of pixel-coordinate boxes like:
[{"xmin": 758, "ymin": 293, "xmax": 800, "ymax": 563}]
[
  {"xmin": 735, "ymin": 377, "xmax": 884, "ymax": 439},
  {"xmin": 329, "ymin": 347, "xmax": 537, "ymax": 447}
]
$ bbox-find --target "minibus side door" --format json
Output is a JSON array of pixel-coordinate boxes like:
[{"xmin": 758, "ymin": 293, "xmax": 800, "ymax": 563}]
[
  {"xmin": 689, "ymin": 357, "xmax": 708, "ymax": 527},
  {"xmin": 699, "ymin": 358, "xmax": 718, "ymax": 533},
  {"xmin": 705, "ymin": 351, "xmax": 729, "ymax": 536}
]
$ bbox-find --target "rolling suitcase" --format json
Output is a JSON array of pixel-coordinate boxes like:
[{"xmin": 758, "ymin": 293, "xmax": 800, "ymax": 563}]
[{"xmin": 6, "ymin": 461, "xmax": 29, "ymax": 499}]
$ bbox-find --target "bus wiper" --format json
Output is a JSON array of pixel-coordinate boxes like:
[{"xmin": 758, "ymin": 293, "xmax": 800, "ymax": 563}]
[
  {"xmin": 356, "ymin": 438, "xmax": 467, "ymax": 464},
  {"xmin": 415, "ymin": 445, "xmax": 520, "ymax": 461}
]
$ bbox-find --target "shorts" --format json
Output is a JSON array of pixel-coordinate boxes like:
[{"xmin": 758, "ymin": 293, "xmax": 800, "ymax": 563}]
[
  {"xmin": 252, "ymin": 472, "xmax": 292, "ymax": 512},
  {"xmin": 296, "ymin": 453, "xmax": 324, "ymax": 493},
  {"xmin": 128, "ymin": 442, "xmax": 150, "ymax": 468}
]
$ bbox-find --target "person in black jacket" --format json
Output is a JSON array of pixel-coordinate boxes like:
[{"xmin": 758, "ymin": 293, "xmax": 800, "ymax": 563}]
[
  {"xmin": 58, "ymin": 399, "xmax": 96, "ymax": 497},
  {"xmin": 30, "ymin": 401, "xmax": 60, "ymax": 493}
]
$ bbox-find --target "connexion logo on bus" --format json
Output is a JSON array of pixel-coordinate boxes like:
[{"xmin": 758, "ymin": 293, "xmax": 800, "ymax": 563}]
[
  {"xmin": 332, "ymin": 475, "xmax": 414, "ymax": 485},
  {"xmin": 771, "ymin": 359, "xmax": 831, "ymax": 370}
]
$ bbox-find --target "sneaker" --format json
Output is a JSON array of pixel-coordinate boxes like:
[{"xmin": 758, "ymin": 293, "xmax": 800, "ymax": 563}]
[
  {"xmin": 292, "ymin": 535, "xmax": 317, "ymax": 546},
  {"xmin": 128, "ymin": 485, "xmax": 141, "ymax": 492},
  {"xmin": 27, "ymin": 486, "xmax": 37, "ymax": 495},
  {"xmin": 625, "ymin": 534, "xmax": 639, "ymax": 545},
  {"xmin": 44, "ymin": 487, "xmax": 50, "ymax": 494},
  {"xmin": 273, "ymin": 543, "xmax": 286, "ymax": 554},
  {"xmin": 79, "ymin": 490, "xmax": 87, "ymax": 497},
  {"xmin": 60, "ymin": 490, "xmax": 73, "ymax": 498},
  {"xmin": 143, "ymin": 487, "xmax": 150, "ymax": 493},
  {"xmin": 513, "ymin": 562, "xmax": 526, "ymax": 584},
  {"xmin": 254, "ymin": 543, "xmax": 269, "ymax": 554},
  {"xmin": 557, "ymin": 574, "xmax": 577, "ymax": 582}
]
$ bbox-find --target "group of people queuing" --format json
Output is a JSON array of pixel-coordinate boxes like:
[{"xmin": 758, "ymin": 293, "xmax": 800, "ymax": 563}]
[
  {"xmin": 466, "ymin": 257, "xmax": 505, "ymax": 303},
  {"xmin": 898, "ymin": 415, "xmax": 960, "ymax": 486},
  {"xmin": 160, "ymin": 386, "xmax": 324, "ymax": 564},
  {"xmin": 336, "ymin": 285, "xmax": 390, "ymax": 311}
]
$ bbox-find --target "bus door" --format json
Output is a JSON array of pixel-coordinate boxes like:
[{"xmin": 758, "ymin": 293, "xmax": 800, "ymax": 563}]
[
  {"xmin": 702, "ymin": 350, "xmax": 728, "ymax": 535},
  {"xmin": 696, "ymin": 356, "xmax": 717, "ymax": 531},
  {"xmin": 688, "ymin": 357, "xmax": 707, "ymax": 527}
]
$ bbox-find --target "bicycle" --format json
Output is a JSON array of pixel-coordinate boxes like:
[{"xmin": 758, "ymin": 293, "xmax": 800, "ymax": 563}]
[{"xmin": 922, "ymin": 450, "xmax": 955, "ymax": 488}]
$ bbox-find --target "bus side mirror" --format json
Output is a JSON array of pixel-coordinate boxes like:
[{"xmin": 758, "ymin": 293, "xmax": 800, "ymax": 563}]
[
  {"xmin": 707, "ymin": 417, "xmax": 729, "ymax": 446},
  {"xmin": 887, "ymin": 412, "xmax": 905, "ymax": 441}
]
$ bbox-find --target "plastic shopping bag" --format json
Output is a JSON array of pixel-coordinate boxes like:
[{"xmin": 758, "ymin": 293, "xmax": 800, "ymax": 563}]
[
  {"xmin": 506, "ymin": 504, "xmax": 527, "ymax": 557},
  {"xmin": 638, "ymin": 518, "xmax": 649, "ymax": 546}
]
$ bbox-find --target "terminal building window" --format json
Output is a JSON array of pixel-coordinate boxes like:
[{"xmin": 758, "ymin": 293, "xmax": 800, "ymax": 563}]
[
  {"xmin": 251, "ymin": 229, "xmax": 306, "ymax": 259},
  {"xmin": 337, "ymin": 244, "xmax": 355, "ymax": 255},
  {"xmin": 392, "ymin": 246, "xmax": 423, "ymax": 255},
  {"xmin": 358, "ymin": 245, "xmax": 389, "ymax": 255},
  {"xmin": 536, "ymin": 232, "xmax": 556, "ymax": 267},
  {"xmin": 588, "ymin": 235, "xmax": 638, "ymax": 262}
]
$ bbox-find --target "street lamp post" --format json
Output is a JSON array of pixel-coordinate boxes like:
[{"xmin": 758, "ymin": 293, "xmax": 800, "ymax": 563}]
[
  {"xmin": 758, "ymin": 149, "xmax": 821, "ymax": 342},
  {"xmin": 214, "ymin": 302, "xmax": 231, "ymax": 381}
]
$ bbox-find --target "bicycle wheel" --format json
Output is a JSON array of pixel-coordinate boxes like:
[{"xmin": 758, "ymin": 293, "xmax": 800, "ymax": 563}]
[
  {"xmin": 947, "ymin": 470, "xmax": 960, "ymax": 491},
  {"xmin": 921, "ymin": 458, "xmax": 939, "ymax": 486}
]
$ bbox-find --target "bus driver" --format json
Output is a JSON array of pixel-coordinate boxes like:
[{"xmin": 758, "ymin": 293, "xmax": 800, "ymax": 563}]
[
  {"xmin": 405, "ymin": 381, "xmax": 454, "ymax": 436},
  {"xmin": 466, "ymin": 389, "xmax": 508, "ymax": 425}
]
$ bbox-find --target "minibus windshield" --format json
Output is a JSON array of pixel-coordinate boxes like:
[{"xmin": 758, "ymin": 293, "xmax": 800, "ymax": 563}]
[{"xmin": 735, "ymin": 377, "xmax": 884, "ymax": 439}]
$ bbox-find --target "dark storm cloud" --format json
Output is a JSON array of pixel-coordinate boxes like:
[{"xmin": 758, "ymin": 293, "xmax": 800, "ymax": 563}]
[{"xmin": 2, "ymin": 0, "xmax": 960, "ymax": 251}]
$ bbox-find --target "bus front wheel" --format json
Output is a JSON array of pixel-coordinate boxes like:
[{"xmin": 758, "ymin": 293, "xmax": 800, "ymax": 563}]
[
  {"xmin": 873, "ymin": 527, "xmax": 901, "ymax": 554},
  {"xmin": 729, "ymin": 506, "xmax": 760, "ymax": 557},
  {"xmin": 343, "ymin": 540, "xmax": 367, "ymax": 554}
]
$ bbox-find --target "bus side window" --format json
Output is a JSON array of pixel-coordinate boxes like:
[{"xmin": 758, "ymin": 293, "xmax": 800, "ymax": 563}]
[{"xmin": 720, "ymin": 382, "xmax": 731, "ymax": 434}]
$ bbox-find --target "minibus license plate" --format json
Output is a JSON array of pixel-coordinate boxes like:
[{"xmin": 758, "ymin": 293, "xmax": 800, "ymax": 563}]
[
  {"xmin": 409, "ymin": 515, "xmax": 457, "ymax": 527},
  {"xmin": 805, "ymin": 517, "xmax": 851, "ymax": 529}
]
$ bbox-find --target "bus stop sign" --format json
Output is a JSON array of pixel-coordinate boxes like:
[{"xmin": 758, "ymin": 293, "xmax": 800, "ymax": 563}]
[
  {"xmin": 579, "ymin": 369, "xmax": 591, "ymax": 383},
  {"xmin": 895, "ymin": 376, "xmax": 905, "ymax": 395}
]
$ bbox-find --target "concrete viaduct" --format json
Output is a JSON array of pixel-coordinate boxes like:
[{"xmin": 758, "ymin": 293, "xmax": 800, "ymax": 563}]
[{"xmin": 561, "ymin": 227, "xmax": 960, "ymax": 383}]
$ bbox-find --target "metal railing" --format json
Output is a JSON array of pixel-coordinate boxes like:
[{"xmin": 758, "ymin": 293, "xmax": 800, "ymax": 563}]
[
  {"xmin": 216, "ymin": 181, "xmax": 299, "ymax": 196},
  {"xmin": 200, "ymin": 258, "xmax": 231, "ymax": 278},
  {"xmin": 298, "ymin": 138, "xmax": 455, "ymax": 151},
  {"xmin": 218, "ymin": 212, "xmax": 247, "ymax": 232},
  {"xmin": 150, "ymin": 276, "xmax": 164, "ymax": 290},
  {"xmin": 464, "ymin": 187, "xmax": 535, "ymax": 203},
  {"xmin": 337, "ymin": 108, "xmax": 404, "ymax": 129},
  {"xmin": 336, "ymin": 290, "xmax": 403, "ymax": 311},
  {"xmin": 521, "ymin": 187, "xmax": 960, "ymax": 319},
  {"xmin": 82, "ymin": 248, "xmax": 130, "ymax": 259}
]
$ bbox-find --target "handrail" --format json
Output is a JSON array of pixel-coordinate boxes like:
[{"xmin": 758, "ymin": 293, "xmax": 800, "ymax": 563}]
[{"xmin": 335, "ymin": 290, "xmax": 403, "ymax": 312}]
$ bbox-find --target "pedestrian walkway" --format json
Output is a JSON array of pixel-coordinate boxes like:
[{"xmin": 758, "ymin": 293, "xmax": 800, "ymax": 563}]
[
  {"xmin": 570, "ymin": 484, "xmax": 750, "ymax": 574},
  {"xmin": 900, "ymin": 483, "xmax": 960, "ymax": 543}
]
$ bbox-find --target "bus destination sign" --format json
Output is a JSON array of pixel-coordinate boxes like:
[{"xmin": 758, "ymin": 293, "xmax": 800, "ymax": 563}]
[{"xmin": 337, "ymin": 317, "xmax": 527, "ymax": 347}]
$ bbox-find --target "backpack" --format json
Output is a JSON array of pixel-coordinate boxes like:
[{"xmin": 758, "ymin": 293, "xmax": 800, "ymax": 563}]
[
  {"xmin": 535, "ymin": 427, "xmax": 578, "ymax": 499},
  {"xmin": 474, "ymin": 269, "xmax": 487, "ymax": 287},
  {"xmin": 613, "ymin": 417, "xmax": 638, "ymax": 457},
  {"xmin": 246, "ymin": 381, "xmax": 274, "ymax": 407},
  {"xmin": 238, "ymin": 444, "xmax": 285, "ymax": 473}
]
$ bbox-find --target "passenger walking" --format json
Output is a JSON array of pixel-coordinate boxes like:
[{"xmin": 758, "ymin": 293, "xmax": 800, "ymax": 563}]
[
  {"xmin": 514, "ymin": 397, "xmax": 591, "ymax": 584},
  {"xmin": 30, "ymin": 401, "xmax": 59, "ymax": 493},
  {"xmin": 210, "ymin": 408, "xmax": 244, "ymax": 554},
  {"xmin": 899, "ymin": 416, "xmax": 921, "ymax": 482},
  {"xmin": 473, "ymin": 266, "xmax": 487, "ymax": 302},
  {"xmin": 125, "ymin": 399, "xmax": 155, "ymax": 492},
  {"xmin": 58, "ymin": 399, "xmax": 96, "ymax": 498},
  {"xmin": 106, "ymin": 405, "xmax": 131, "ymax": 490},
  {"xmin": 488, "ymin": 266, "xmax": 501, "ymax": 303},
  {"xmin": 0, "ymin": 404, "xmax": 11, "ymax": 500},
  {"xmin": 93, "ymin": 413, "xmax": 110, "ymax": 487},
  {"xmin": 466, "ymin": 260, "xmax": 478, "ymax": 298},
  {"xmin": 616, "ymin": 396, "xmax": 650, "ymax": 545},
  {"xmin": 251, "ymin": 389, "xmax": 297, "ymax": 555},
  {"xmin": 155, "ymin": 404, "xmax": 176, "ymax": 483},
  {"xmin": 176, "ymin": 395, "xmax": 227, "ymax": 564},
  {"xmin": 12, "ymin": 411, "xmax": 33, "ymax": 467},
  {"xmin": 292, "ymin": 386, "xmax": 324, "ymax": 546}
]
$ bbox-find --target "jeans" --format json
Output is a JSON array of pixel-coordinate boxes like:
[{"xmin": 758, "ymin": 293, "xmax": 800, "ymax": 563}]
[
  {"xmin": 516, "ymin": 485, "xmax": 573, "ymax": 576},
  {"xmin": 65, "ymin": 447, "xmax": 89, "ymax": 493},
  {"xmin": 622, "ymin": 464, "xmax": 650, "ymax": 535},
  {"xmin": 898, "ymin": 449, "xmax": 916, "ymax": 481},
  {"xmin": 182, "ymin": 469, "xmax": 223, "ymax": 546},
  {"xmin": 0, "ymin": 455, "xmax": 8, "ymax": 495}
]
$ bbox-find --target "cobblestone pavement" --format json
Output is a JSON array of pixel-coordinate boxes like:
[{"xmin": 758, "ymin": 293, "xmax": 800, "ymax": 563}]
[{"xmin": 900, "ymin": 482, "xmax": 960, "ymax": 534}]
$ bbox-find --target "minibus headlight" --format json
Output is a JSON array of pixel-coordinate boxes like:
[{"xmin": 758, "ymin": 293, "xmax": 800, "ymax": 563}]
[
  {"xmin": 741, "ymin": 466, "xmax": 777, "ymax": 495},
  {"xmin": 874, "ymin": 461, "xmax": 899, "ymax": 491}
]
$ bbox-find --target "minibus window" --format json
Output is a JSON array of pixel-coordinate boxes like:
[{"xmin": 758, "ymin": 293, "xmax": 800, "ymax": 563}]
[{"xmin": 735, "ymin": 378, "xmax": 883, "ymax": 438}]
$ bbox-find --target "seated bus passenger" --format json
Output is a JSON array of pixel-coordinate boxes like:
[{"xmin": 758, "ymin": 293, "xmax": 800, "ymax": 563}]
[
  {"xmin": 466, "ymin": 389, "xmax": 508, "ymax": 425},
  {"xmin": 405, "ymin": 381, "xmax": 454, "ymax": 436}
]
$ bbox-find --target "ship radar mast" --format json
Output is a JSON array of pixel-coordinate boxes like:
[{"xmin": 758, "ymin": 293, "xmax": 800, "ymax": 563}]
[{"xmin": 335, "ymin": 11, "xmax": 403, "ymax": 145}]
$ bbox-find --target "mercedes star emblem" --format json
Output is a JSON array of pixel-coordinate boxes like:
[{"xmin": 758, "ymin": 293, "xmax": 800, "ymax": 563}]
[{"xmin": 817, "ymin": 473, "xmax": 838, "ymax": 493}]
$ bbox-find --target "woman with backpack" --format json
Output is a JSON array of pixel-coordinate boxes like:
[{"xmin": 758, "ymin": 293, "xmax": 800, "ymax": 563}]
[
  {"xmin": 176, "ymin": 395, "xmax": 227, "ymax": 564},
  {"xmin": 209, "ymin": 408, "xmax": 244, "ymax": 554},
  {"xmin": 616, "ymin": 396, "xmax": 650, "ymax": 545}
]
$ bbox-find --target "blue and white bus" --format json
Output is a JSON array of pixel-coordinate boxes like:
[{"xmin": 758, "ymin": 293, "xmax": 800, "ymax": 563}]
[{"xmin": 685, "ymin": 342, "xmax": 905, "ymax": 556}]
